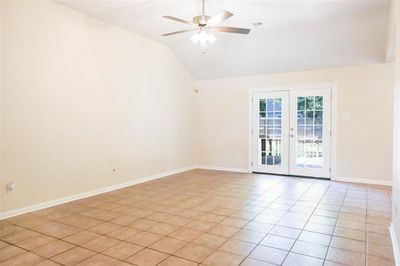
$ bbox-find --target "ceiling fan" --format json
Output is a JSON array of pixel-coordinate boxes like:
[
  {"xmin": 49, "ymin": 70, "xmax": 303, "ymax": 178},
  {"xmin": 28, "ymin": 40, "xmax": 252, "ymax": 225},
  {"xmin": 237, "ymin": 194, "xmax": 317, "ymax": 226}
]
[{"xmin": 162, "ymin": 0, "xmax": 251, "ymax": 52}]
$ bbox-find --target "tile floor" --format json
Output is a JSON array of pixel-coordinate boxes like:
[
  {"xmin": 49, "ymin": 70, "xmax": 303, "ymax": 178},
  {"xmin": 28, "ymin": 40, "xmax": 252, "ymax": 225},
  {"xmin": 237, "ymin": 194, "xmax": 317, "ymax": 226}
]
[{"xmin": 0, "ymin": 169, "xmax": 395, "ymax": 266}]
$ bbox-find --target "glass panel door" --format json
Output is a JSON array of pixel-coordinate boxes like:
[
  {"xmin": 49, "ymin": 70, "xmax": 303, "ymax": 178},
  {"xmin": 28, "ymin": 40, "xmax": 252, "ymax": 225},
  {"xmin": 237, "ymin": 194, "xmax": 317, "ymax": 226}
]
[
  {"xmin": 289, "ymin": 89, "xmax": 331, "ymax": 178},
  {"xmin": 252, "ymin": 91, "xmax": 289, "ymax": 174},
  {"xmin": 252, "ymin": 88, "xmax": 331, "ymax": 179}
]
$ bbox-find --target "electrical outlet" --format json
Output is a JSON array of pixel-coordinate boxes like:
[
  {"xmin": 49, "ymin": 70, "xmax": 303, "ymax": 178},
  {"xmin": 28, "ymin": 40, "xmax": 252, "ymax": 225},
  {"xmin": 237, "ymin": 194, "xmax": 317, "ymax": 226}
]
[{"xmin": 6, "ymin": 181, "xmax": 15, "ymax": 193}]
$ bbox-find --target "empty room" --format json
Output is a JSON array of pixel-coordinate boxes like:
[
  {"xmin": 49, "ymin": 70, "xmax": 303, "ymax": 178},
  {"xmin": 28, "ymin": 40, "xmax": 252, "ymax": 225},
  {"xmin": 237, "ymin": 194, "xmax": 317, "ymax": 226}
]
[{"xmin": 1, "ymin": 0, "xmax": 400, "ymax": 265}]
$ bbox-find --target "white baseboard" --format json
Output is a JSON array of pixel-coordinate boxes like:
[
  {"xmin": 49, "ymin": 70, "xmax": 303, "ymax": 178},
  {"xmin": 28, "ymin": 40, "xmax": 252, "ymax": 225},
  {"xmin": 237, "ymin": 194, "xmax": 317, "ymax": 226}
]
[
  {"xmin": 390, "ymin": 223, "xmax": 400, "ymax": 266},
  {"xmin": 195, "ymin": 165, "xmax": 251, "ymax": 173},
  {"xmin": 0, "ymin": 166, "xmax": 392, "ymax": 220},
  {"xmin": 0, "ymin": 166, "xmax": 196, "ymax": 220},
  {"xmin": 333, "ymin": 176, "xmax": 392, "ymax": 186}
]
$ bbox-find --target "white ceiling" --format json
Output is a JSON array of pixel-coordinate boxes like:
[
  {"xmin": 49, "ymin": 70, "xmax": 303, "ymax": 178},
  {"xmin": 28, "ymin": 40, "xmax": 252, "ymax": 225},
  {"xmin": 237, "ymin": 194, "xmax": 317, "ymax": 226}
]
[{"xmin": 56, "ymin": 0, "xmax": 390, "ymax": 80}]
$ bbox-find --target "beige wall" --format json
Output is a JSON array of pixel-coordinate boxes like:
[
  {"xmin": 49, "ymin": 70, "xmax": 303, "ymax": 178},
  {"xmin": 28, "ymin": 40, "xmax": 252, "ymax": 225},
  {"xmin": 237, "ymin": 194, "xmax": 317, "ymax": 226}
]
[
  {"xmin": 0, "ymin": 0, "xmax": 396, "ymax": 220},
  {"xmin": 195, "ymin": 63, "xmax": 394, "ymax": 184},
  {"xmin": 0, "ymin": 1, "xmax": 196, "ymax": 213},
  {"xmin": 391, "ymin": 0, "xmax": 400, "ymax": 255}
]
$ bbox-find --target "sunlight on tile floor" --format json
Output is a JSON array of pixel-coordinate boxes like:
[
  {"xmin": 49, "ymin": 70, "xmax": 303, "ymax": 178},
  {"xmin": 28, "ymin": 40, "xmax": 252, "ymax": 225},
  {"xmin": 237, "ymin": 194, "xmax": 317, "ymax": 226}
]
[{"xmin": 0, "ymin": 169, "xmax": 394, "ymax": 265}]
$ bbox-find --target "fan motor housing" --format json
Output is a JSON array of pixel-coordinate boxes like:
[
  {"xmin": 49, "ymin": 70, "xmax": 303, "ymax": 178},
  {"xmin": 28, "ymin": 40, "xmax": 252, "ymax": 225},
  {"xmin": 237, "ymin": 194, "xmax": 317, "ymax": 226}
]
[{"xmin": 193, "ymin": 15, "xmax": 211, "ymax": 26}]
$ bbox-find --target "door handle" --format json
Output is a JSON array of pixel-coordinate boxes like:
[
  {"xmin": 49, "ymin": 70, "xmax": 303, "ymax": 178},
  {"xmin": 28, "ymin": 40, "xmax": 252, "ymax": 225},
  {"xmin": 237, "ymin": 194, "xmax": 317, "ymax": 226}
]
[{"xmin": 290, "ymin": 134, "xmax": 294, "ymax": 138}]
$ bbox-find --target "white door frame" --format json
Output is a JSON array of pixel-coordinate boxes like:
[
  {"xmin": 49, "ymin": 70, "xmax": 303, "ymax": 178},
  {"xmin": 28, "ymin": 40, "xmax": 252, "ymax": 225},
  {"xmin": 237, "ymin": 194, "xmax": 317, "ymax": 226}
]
[
  {"xmin": 252, "ymin": 91, "xmax": 290, "ymax": 175},
  {"xmin": 248, "ymin": 83, "xmax": 338, "ymax": 179}
]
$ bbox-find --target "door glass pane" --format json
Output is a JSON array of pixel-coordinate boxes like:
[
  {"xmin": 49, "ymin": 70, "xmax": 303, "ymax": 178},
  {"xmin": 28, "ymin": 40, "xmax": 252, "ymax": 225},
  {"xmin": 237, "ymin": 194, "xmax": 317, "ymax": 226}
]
[
  {"xmin": 296, "ymin": 96, "xmax": 324, "ymax": 169},
  {"xmin": 259, "ymin": 97, "xmax": 282, "ymax": 166}
]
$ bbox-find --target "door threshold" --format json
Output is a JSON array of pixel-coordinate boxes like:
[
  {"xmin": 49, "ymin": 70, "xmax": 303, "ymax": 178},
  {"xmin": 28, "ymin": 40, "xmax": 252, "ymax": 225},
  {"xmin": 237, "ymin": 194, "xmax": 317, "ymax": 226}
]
[{"xmin": 252, "ymin": 171, "xmax": 331, "ymax": 181}]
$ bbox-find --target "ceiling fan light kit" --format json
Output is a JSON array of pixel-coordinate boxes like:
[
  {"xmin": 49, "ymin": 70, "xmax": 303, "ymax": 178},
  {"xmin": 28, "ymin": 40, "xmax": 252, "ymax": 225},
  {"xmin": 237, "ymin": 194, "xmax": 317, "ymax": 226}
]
[
  {"xmin": 162, "ymin": 0, "xmax": 250, "ymax": 53},
  {"xmin": 190, "ymin": 29, "xmax": 216, "ymax": 53}
]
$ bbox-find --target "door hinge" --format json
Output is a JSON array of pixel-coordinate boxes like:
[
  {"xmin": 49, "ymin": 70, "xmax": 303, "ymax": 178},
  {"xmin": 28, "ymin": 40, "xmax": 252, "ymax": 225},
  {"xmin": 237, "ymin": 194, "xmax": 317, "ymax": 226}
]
[
  {"xmin": 329, "ymin": 167, "xmax": 331, "ymax": 172},
  {"xmin": 251, "ymin": 162, "xmax": 253, "ymax": 167}
]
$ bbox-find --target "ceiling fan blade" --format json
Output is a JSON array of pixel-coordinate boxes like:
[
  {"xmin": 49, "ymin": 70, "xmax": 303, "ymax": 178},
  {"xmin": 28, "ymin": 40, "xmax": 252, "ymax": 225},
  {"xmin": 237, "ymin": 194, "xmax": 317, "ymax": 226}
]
[
  {"xmin": 209, "ymin": 26, "xmax": 251, "ymax": 34},
  {"xmin": 162, "ymin": 29, "xmax": 196, "ymax": 36},
  {"xmin": 162, "ymin": 15, "xmax": 193, "ymax": 25},
  {"xmin": 207, "ymin": 10, "xmax": 233, "ymax": 26}
]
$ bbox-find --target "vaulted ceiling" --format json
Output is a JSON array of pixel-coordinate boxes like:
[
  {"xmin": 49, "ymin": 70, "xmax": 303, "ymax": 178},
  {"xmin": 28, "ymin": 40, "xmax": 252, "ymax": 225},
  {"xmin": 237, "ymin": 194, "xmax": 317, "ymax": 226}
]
[{"xmin": 57, "ymin": 0, "xmax": 391, "ymax": 79}]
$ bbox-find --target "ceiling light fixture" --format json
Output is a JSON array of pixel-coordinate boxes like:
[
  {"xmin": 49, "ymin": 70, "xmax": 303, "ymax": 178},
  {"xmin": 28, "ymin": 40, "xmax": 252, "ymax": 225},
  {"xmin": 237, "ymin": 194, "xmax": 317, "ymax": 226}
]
[
  {"xmin": 190, "ymin": 28, "xmax": 216, "ymax": 53},
  {"xmin": 162, "ymin": 0, "xmax": 250, "ymax": 54}
]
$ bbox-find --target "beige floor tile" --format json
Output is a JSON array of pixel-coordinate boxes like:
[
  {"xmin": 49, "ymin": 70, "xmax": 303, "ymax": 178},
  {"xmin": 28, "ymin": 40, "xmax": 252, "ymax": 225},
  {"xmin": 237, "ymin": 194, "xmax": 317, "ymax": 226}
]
[
  {"xmin": 298, "ymin": 230, "xmax": 331, "ymax": 246},
  {"xmin": 330, "ymin": 236, "xmax": 365, "ymax": 253},
  {"xmin": 32, "ymin": 221, "xmax": 80, "ymax": 238},
  {"xmin": 89, "ymin": 222, "xmax": 122, "ymax": 235},
  {"xmin": 367, "ymin": 224, "xmax": 390, "ymax": 235},
  {"xmin": 81, "ymin": 209, "xmax": 121, "ymax": 221},
  {"xmin": 0, "ymin": 245, "xmax": 25, "ymax": 262},
  {"xmin": 367, "ymin": 255, "xmax": 395, "ymax": 266},
  {"xmin": 14, "ymin": 234, "xmax": 57, "ymax": 251},
  {"xmin": 207, "ymin": 224, "xmax": 239, "ymax": 238},
  {"xmin": 51, "ymin": 247, "xmax": 95, "ymax": 265},
  {"xmin": 0, "ymin": 252, "xmax": 43, "ymax": 265},
  {"xmin": 0, "ymin": 241, "xmax": 7, "ymax": 249},
  {"xmin": 326, "ymin": 247, "xmax": 366, "ymax": 266},
  {"xmin": 62, "ymin": 231, "xmax": 100, "ymax": 245},
  {"xmin": 175, "ymin": 242, "xmax": 214, "ymax": 262},
  {"xmin": 202, "ymin": 250, "xmax": 245, "ymax": 266},
  {"xmin": 304, "ymin": 222, "xmax": 335, "ymax": 235},
  {"xmin": 110, "ymin": 215, "xmax": 139, "ymax": 226},
  {"xmin": 146, "ymin": 223, "xmax": 179, "ymax": 235},
  {"xmin": 1, "ymin": 228, "xmax": 40, "ymax": 244},
  {"xmin": 291, "ymin": 240, "xmax": 328, "ymax": 259},
  {"xmin": 1, "ymin": 170, "xmax": 394, "ymax": 266},
  {"xmin": 192, "ymin": 233, "xmax": 228, "ymax": 249},
  {"xmin": 107, "ymin": 227, "xmax": 140, "ymax": 241},
  {"xmin": 35, "ymin": 260, "xmax": 62, "ymax": 266},
  {"xmin": 184, "ymin": 220, "xmax": 216, "ymax": 231},
  {"xmin": 367, "ymin": 242, "xmax": 394, "ymax": 260},
  {"xmin": 232, "ymin": 229, "xmax": 266, "ymax": 244},
  {"xmin": 219, "ymin": 239, "xmax": 256, "ymax": 256},
  {"xmin": 126, "ymin": 231, "xmax": 161, "ymax": 247},
  {"xmin": 149, "ymin": 237, "xmax": 187, "ymax": 254},
  {"xmin": 103, "ymin": 241, "xmax": 143, "ymax": 260},
  {"xmin": 220, "ymin": 217, "xmax": 249, "ymax": 228},
  {"xmin": 333, "ymin": 227, "xmax": 366, "ymax": 241},
  {"xmin": 82, "ymin": 235, "xmax": 121, "ymax": 252},
  {"xmin": 158, "ymin": 256, "xmax": 197, "ymax": 266},
  {"xmin": 168, "ymin": 228, "xmax": 202, "ymax": 242},
  {"xmin": 283, "ymin": 252, "xmax": 324, "ymax": 266},
  {"xmin": 165, "ymin": 216, "xmax": 191, "ymax": 227},
  {"xmin": 260, "ymin": 234, "xmax": 295, "ymax": 250},
  {"xmin": 244, "ymin": 221, "xmax": 274, "ymax": 233},
  {"xmin": 75, "ymin": 254, "xmax": 119, "ymax": 266},
  {"xmin": 130, "ymin": 219, "xmax": 159, "ymax": 230},
  {"xmin": 8, "ymin": 214, "xmax": 49, "ymax": 228},
  {"xmin": 249, "ymin": 245, "xmax": 288, "ymax": 265},
  {"xmin": 126, "ymin": 248, "xmax": 169, "ymax": 266},
  {"xmin": 57, "ymin": 214, "xmax": 101, "ymax": 230},
  {"xmin": 32, "ymin": 240, "xmax": 75, "ymax": 258},
  {"xmin": 269, "ymin": 225, "xmax": 301, "ymax": 239},
  {"xmin": 367, "ymin": 232, "xmax": 392, "ymax": 246},
  {"xmin": 240, "ymin": 258, "xmax": 277, "ymax": 266}
]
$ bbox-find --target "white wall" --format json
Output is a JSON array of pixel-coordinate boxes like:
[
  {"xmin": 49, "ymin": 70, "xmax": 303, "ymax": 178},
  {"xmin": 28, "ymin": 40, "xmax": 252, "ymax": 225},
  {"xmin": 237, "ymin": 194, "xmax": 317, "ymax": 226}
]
[
  {"xmin": 195, "ymin": 63, "xmax": 394, "ymax": 184},
  {"xmin": 390, "ymin": 0, "xmax": 400, "ymax": 260},
  {"xmin": 0, "ymin": 1, "xmax": 196, "ymax": 213}
]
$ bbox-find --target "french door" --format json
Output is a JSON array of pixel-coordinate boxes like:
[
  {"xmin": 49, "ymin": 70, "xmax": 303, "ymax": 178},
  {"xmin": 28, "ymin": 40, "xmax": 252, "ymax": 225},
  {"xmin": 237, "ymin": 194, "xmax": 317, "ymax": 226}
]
[{"xmin": 252, "ymin": 88, "xmax": 331, "ymax": 178}]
